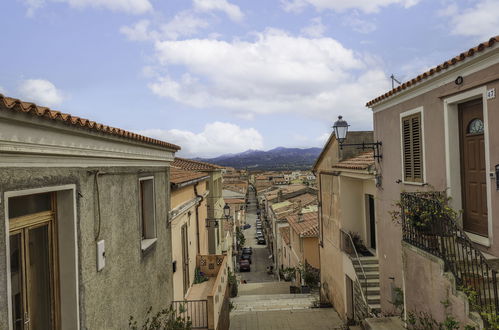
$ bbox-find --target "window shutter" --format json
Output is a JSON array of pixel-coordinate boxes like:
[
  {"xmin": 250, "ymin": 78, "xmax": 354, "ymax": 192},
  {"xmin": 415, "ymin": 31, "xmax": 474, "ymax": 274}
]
[{"xmin": 402, "ymin": 113, "xmax": 423, "ymax": 182}]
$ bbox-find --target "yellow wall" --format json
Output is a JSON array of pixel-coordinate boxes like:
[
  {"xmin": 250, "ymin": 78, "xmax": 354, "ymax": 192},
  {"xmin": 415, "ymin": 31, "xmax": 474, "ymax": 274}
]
[
  {"xmin": 303, "ymin": 237, "xmax": 319, "ymax": 268},
  {"xmin": 170, "ymin": 179, "xmax": 209, "ymax": 300}
]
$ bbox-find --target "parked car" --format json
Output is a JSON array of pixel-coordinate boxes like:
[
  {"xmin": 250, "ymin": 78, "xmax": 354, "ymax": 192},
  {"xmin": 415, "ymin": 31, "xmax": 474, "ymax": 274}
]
[
  {"xmin": 242, "ymin": 223, "xmax": 251, "ymax": 229},
  {"xmin": 255, "ymin": 230, "xmax": 263, "ymax": 238},
  {"xmin": 239, "ymin": 259, "xmax": 250, "ymax": 272},
  {"xmin": 242, "ymin": 247, "xmax": 252, "ymax": 255},
  {"xmin": 241, "ymin": 254, "xmax": 252, "ymax": 264},
  {"xmin": 256, "ymin": 224, "xmax": 262, "ymax": 230},
  {"xmin": 257, "ymin": 237, "xmax": 266, "ymax": 245}
]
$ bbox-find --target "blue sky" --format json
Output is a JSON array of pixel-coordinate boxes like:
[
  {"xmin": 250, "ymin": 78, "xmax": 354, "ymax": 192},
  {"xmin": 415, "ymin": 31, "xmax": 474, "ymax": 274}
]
[{"xmin": 0, "ymin": 0, "xmax": 497, "ymax": 157}]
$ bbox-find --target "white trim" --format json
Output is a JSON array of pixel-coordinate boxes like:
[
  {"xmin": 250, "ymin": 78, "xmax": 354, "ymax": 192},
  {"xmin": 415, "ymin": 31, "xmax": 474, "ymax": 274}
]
[
  {"xmin": 444, "ymin": 86, "xmax": 492, "ymax": 241},
  {"xmin": 4, "ymin": 184, "xmax": 80, "ymax": 330},
  {"xmin": 141, "ymin": 238, "xmax": 158, "ymax": 251},
  {"xmin": 371, "ymin": 46, "xmax": 499, "ymax": 112},
  {"xmin": 399, "ymin": 107, "xmax": 427, "ymax": 185},
  {"xmin": 466, "ymin": 231, "xmax": 491, "ymax": 247},
  {"xmin": 0, "ymin": 112, "xmax": 175, "ymax": 168}
]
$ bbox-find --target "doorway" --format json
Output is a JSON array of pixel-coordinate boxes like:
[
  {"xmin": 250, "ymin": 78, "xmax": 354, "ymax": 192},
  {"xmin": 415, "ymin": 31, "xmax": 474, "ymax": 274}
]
[
  {"xmin": 181, "ymin": 224, "xmax": 190, "ymax": 296},
  {"xmin": 9, "ymin": 192, "xmax": 59, "ymax": 330},
  {"xmin": 458, "ymin": 98, "xmax": 488, "ymax": 237},
  {"xmin": 365, "ymin": 194, "xmax": 376, "ymax": 250}
]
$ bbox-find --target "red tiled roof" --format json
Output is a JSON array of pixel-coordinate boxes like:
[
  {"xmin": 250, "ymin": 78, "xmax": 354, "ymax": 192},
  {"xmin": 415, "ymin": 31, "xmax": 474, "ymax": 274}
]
[
  {"xmin": 170, "ymin": 167, "xmax": 208, "ymax": 185},
  {"xmin": 0, "ymin": 94, "xmax": 181, "ymax": 151},
  {"xmin": 332, "ymin": 151, "xmax": 374, "ymax": 171},
  {"xmin": 280, "ymin": 227, "xmax": 290, "ymax": 245},
  {"xmin": 366, "ymin": 36, "xmax": 499, "ymax": 107},
  {"xmin": 286, "ymin": 211, "xmax": 319, "ymax": 238},
  {"xmin": 172, "ymin": 157, "xmax": 224, "ymax": 171}
]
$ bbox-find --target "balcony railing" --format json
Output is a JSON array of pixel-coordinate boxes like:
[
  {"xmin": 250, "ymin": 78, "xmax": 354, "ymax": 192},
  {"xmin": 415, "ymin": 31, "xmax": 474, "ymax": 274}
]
[
  {"xmin": 401, "ymin": 192, "xmax": 499, "ymax": 318},
  {"xmin": 172, "ymin": 300, "xmax": 208, "ymax": 329}
]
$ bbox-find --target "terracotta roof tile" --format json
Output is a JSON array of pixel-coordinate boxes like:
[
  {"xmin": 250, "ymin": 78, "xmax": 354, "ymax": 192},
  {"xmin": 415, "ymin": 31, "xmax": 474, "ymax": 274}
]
[
  {"xmin": 0, "ymin": 93, "xmax": 181, "ymax": 151},
  {"xmin": 280, "ymin": 227, "xmax": 290, "ymax": 245},
  {"xmin": 366, "ymin": 36, "xmax": 499, "ymax": 107},
  {"xmin": 172, "ymin": 157, "xmax": 224, "ymax": 171},
  {"xmin": 332, "ymin": 151, "xmax": 374, "ymax": 171},
  {"xmin": 170, "ymin": 167, "xmax": 208, "ymax": 185},
  {"xmin": 286, "ymin": 211, "xmax": 319, "ymax": 238}
]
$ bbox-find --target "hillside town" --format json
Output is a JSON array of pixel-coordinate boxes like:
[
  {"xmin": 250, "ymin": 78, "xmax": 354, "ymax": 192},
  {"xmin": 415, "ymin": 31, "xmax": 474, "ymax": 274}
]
[{"xmin": 1, "ymin": 0, "xmax": 499, "ymax": 329}]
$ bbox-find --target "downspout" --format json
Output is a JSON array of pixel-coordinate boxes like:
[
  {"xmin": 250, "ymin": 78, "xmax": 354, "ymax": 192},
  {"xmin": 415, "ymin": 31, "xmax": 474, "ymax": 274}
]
[{"xmin": 194, "ymin": 183, "xmax": 203, "ymax": 255}]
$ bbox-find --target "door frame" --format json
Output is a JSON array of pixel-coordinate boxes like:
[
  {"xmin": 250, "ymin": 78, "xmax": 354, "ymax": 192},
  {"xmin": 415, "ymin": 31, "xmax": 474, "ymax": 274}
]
[
  {"xmin": 4, "ymin": 185, "xmax": 80, "ymax": 330},
  {"xmin": 444, "ymin": 86, "xmax": 492, "ymax": 246}
]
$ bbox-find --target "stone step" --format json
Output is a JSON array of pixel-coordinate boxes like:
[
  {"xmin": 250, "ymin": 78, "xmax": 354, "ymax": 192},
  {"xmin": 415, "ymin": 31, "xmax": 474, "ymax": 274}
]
[
  {"xmin": 354, "ymin": 256, "xmax": 379, "ymax": 265},
  {"xmin": 360, "ymin": 278, "xmax": 380, "ymax": 287},
  {"xmin": 231, "ymin": 293, "xmax": 317, "ymax": 313},
  {"xmin": 358, "ymin": 271, "xmax": 380, "ymax": 280},
  {"xmin": 355, "ymin": 264, "xmax": 379, "ymax": 272},
  {"xmin": 367, "ymin": 295, "xmax": 380, "ymax": 304}
]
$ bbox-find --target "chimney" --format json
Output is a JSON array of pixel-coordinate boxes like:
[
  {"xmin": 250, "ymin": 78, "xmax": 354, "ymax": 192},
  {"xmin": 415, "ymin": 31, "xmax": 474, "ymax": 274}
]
[
  {"xmin": 297, "ymin": 210, "xmax": 304, "ymax": 223},
  {"xmin": 295, "ymin": 200, "xmax": 302, "ymax": 212},
  {"xmin": 277, "ymin": 190, "xmax": 283, "ymax": 203}
]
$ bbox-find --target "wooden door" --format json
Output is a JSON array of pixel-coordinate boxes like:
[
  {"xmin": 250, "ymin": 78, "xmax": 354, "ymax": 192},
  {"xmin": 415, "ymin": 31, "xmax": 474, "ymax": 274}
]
[
  {"xmin": 459, "ymin": 99, "xmax": 488, "ymax": 237},
  {"xmin": 9, "ymin": 193, "xmax": 59, "ymax": 330}
]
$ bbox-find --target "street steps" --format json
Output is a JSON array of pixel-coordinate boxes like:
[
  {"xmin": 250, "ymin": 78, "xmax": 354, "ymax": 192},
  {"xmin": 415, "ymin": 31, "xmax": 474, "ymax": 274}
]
[
  {"xmin": 231, "ymin": 293, "xmax": 317, "ymax": 313},
  {"xmin": 354, "ymin": 256, "xmax": 381, "ymax": 315}
]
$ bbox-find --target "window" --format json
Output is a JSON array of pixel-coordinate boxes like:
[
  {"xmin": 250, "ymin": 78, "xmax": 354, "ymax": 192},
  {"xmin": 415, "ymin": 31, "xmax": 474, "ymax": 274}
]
[
  {"xmin": 139, "ymin": 177, "xmax": 156, "ymax": 250},
  {"xmin": 402, "ymin": 112, "xmax": 423, "ymax": 183}
]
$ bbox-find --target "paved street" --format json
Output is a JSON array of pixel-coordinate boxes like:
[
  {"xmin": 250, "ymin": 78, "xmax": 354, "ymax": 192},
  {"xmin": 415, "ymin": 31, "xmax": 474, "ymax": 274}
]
[{"xmin": 237, "ymin": 187, "xmax": 275, "ymax": 283}]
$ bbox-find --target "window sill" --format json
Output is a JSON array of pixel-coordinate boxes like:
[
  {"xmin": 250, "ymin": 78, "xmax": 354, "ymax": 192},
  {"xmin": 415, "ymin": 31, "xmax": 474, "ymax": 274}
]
[
  {"xmin": 465, "ymin": 231, "xmax": 490, "ymax": 247},
  {"xmin": 402, "ymin": 181, "xmax": 426, "ymax": 186},
  {"xmin": 141, "ymin": 238, "xmax": 157, "ymax": 252}
]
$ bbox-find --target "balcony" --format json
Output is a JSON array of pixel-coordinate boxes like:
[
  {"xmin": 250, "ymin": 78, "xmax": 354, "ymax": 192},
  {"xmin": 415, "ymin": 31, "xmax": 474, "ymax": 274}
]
[{"xmin": 173, "ymin": 254, "xmax": 230, "ymax": 330}]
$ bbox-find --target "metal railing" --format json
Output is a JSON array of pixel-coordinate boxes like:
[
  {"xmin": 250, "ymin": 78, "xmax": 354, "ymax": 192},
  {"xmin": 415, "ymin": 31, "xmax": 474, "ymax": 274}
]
[
  {"xmin": 401, "ymin": 192, "xmax": 499, "ymax": 317},
  {"xmin": 172, "ymin": 299, "xmax": 208, "ymax": 329},
  {"xmin": 340, "ymin": 229, "xmax": 372, "ymax": 319}
]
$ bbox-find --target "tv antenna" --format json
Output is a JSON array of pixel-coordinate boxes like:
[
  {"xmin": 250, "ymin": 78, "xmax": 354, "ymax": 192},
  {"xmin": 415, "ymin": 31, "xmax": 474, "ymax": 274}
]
[{"xmin": 390, "ymin": 74, "xmax": 402, "ymax": 89}]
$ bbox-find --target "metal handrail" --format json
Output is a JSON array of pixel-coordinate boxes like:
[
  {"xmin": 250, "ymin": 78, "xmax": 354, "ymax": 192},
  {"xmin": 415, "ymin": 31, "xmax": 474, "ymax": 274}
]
[
  {"xmin": 340, "ymin": 229, "xmax": 372, "ymax": 317},
  {"xmin": 401, "ymin": 192, "xmax": 499, "ymax": 318}
]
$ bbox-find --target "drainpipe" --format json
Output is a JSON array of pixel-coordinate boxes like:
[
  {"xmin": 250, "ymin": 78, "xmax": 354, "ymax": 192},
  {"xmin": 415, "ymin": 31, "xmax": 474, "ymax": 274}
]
[{"xmin": 194, "ymin": 183, "xmax": 203, "ymax": 255}]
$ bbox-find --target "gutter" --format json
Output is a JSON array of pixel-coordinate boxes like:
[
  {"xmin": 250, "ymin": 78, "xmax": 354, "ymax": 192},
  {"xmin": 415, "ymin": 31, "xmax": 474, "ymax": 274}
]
[
  {"xmin": 194, "ymin": 182, "xmax": 203, "ymax": 255},
  {"xmin": 172, "ymin": 175, "xmax": 210, "ymax": 190}
]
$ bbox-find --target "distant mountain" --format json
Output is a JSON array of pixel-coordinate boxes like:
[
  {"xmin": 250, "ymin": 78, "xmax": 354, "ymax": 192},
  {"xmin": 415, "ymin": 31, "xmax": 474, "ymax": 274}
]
[{"xmin": 194, "ymin": 147, "xmax": 322, "ymax": 171}]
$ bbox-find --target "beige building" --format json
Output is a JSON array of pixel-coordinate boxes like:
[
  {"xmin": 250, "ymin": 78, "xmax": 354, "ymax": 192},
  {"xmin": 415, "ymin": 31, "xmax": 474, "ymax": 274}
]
[
  {"xmin": 313, "ymin": 132, "xmax": 378, "ymax": 322},
  {"xmin": 367, "ymin": 36, "xmax": 499, "ymax": 327},
  {"xmin": 170, "ymin": 167, "xmax": 210, "ymax": 300},
  {"xmin": 0, "ymin": 93, "xmax": 180, "ymax": 329}
]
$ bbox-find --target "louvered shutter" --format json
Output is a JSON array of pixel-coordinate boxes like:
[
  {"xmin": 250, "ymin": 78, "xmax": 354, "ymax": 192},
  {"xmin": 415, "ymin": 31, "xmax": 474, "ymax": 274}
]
[{"xmin": 402, "ymin": 113, "xmax": 423, "ymax": 182}]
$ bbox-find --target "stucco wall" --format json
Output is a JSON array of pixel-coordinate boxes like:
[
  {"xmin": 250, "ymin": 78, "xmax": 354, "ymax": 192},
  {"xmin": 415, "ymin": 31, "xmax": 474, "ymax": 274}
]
[
  {"xmin": 0, "ymin": 166, "xmax": 173, "ymax": 329},
  {"xmin": 402, "ymin": 243, "xmax": 481, "ymax": 328},
  {"xmin": 303, "ymin": 237, "xmax": 319, "ymax": 268},
  {"xmin": 372, "ymin": 57, "xmax": 499, "ymax": 313}
]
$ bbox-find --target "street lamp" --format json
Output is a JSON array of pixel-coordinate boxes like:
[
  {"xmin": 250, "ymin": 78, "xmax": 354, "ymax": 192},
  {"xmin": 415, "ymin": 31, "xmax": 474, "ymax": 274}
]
[
  {"xmin": 332, "ymin": 115, "xmax": 383, "ymax": 161},
  {"xmin": 206, "ymin": 203, "xmax": 232, "ymax": 228}
]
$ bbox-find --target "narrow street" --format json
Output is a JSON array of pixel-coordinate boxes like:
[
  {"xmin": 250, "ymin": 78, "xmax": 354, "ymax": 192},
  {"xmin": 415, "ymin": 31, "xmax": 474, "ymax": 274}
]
[
  {"xmin": 231, "ymin": 186, "xmax": 344, "ymax": 330},
  {"xmin": 236, "ymin": 187, "xmax": 275, "ymax": 283}
]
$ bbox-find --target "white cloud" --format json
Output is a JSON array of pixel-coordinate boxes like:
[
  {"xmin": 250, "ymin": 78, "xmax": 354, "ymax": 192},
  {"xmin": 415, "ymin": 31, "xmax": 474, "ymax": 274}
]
[
  {"xmin": 24, "ymin": 0, "xmax": 153, "ymax": 16},
  {"xmin": 342, "ymin": 13, "xmax": 376, "ymax": 34},
  {"xmin": 18, "ymin": 79, "xmax": 64, "ymax": 107},
  {"xmin": 300, "ymin": 17, "xmax": 326, "ymax": 37},
  {"xmin": 121, "ymin": 12, "xmax": 210, "ymax": 42},
  {"xmin": 280, "ymin": 0, "xmax": 419, "ymax": 14},
  {"xmin": 138, "ymin": 122, "xmax": 264, "ymax": 157},
  {"xmin": 193, "ymin": 0, "xmax": 244, "ymax": 22},
  {"xmin": 441, "ymin": 0, "xmax": 499, "ymax": 40},
  {"xmin": 149, "ymin": 29, "xmax": 390, "ymax": 128},
  {"xmin": 0, "ymin": 86, "xmax": 6, "ymax": 94}
]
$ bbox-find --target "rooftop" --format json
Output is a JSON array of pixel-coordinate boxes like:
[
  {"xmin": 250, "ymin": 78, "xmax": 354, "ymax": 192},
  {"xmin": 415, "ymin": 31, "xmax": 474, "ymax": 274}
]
[
  {"xmin": 0, "ymin": 93, "xmax": 180, "ymax": 151},
  {"xmin": 332, "ymin": 151, "xmax": 374, "ymax": 171},
  {"xmin": 170, "ymin": 167, "xmax": 208, "ymax": 186},
  {"xmin": 287, "ymin": 211, "xmax": 319, "ymax": 238},
  {"xmin": 172, "ymin": 157, "xmax": 224, "ymax": 171},
  {"xmin": 366, "ymin": 36, "xmax": 499, "ymax": 107}
]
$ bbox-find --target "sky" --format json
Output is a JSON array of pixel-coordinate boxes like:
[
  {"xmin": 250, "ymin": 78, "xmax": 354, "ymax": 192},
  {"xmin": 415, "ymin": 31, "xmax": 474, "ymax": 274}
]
[{"xmin": 0, "ymin": 0, "xmax": 497, "ymax": 157}]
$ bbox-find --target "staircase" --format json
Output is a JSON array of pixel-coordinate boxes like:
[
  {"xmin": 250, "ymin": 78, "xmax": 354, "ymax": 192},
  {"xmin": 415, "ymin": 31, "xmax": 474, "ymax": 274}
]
[
  {"xmin": 354, "ymin": 256, "xmax": 381, "ymax": 315},
  {"xmin": 231, "ymin": 293, "xmax": 317, "ymax": 313}
]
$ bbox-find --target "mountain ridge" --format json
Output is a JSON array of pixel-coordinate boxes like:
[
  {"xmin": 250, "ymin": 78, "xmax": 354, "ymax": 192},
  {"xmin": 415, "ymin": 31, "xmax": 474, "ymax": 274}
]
[{"xmin": 193, "ymin": 147, "xmax": 321, "ymax": 171}]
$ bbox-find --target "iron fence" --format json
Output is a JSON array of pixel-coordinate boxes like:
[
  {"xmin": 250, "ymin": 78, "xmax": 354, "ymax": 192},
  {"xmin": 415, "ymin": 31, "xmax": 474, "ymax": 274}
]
[
  {"xmin": 401, "ymin": 192, "xmax": 499, "ymax": 317},
  {"xmin": 172, "ymin": 299, "xmax": 208, "ymax": 329}
]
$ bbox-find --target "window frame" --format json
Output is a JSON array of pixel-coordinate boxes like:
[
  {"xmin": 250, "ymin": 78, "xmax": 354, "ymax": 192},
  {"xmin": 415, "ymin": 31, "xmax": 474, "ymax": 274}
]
[
  {"xmin": 138, "ymin": 176, "xmax": 157, "ymax": 251},
  {"xmin": 400, "ymin": 107, "xmax": 426, "ymax": 185}
]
